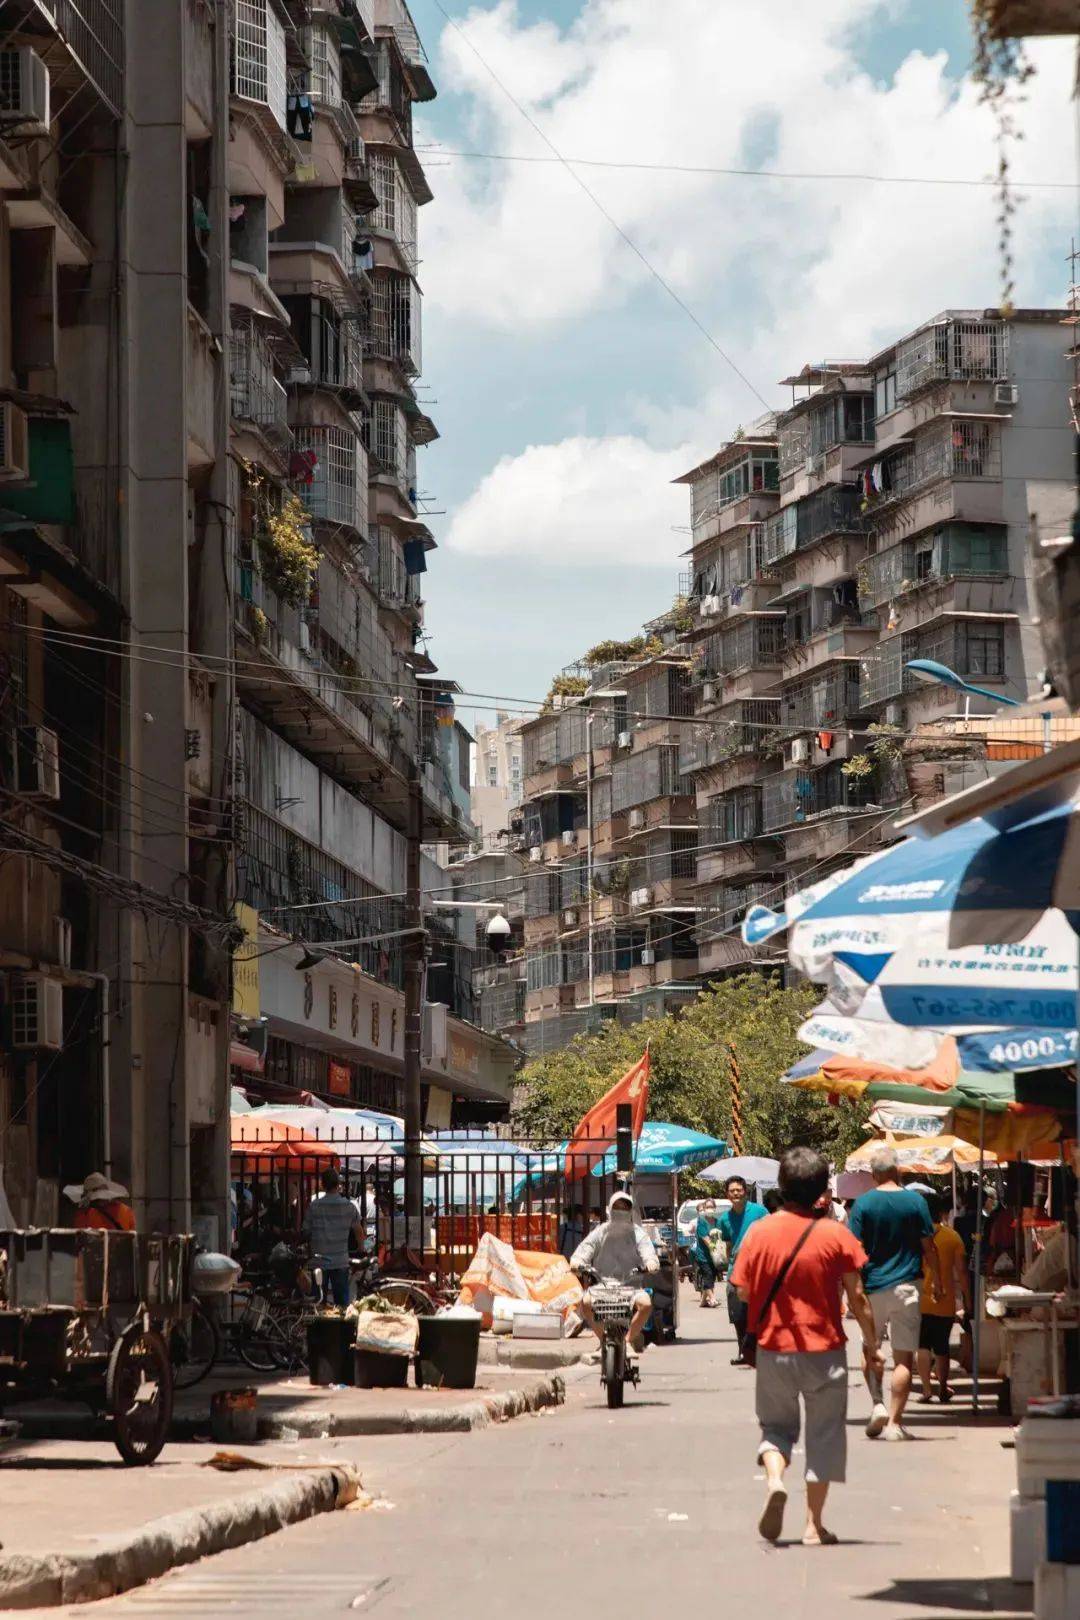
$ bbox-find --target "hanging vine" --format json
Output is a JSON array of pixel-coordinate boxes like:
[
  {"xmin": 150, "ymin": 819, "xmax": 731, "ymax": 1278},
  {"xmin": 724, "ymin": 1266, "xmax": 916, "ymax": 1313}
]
[{"xmin": 970, "ymin": 1, "xmax": 1036, "ymax": 316}]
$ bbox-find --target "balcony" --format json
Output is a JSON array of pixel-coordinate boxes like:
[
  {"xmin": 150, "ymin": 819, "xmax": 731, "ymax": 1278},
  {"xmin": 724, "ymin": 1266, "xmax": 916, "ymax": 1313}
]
[
  {"xmin": 679, "ymin": 700, "xmax": 779, "ymax": 772},
  {"xmin": 364, "ymin": 270, "xmax": 422, "ymax": 376},
  {"xmin": 894, "ymin": 318, "xmax": 1009, "ymax": 405},
  {"xmin": 230, "ymin": 323, "xmax": 289, "ymax": 448},
  {"xmin": 762, "ymin": 764, "xmax": 878, "ymax": 832},
  {"xmin": 610, "ymin": 745, "xmax": 688, "ymax": 814},
  {"xmin": 764, "ymin": 484, "xmax": 864, "ymax": 567},
  {"xmin": 34, "ymin": 0, "xmax": 123, "ymax": 116},
  {"xmin": 369, "ymin": 148, "xmax": 419, "ymax": 272},
  {"xmin": 860, "ymin": 621, "xmax": 1007, "ymax": 711},
  {"xmin": 292, "ymin": 423, "xmax": 368, "ymax": 535},
  {"xmin": 694, "ymin": 619, "xmax": 785, "ymax": 688},
  {"xmin": 859, "ymin": 524, "xmax": 1010, "ymax": 612},
  {"xmin": 231, "ymin": 0, "xmax": 288, "ymax": 133},
  {"xmin": 866, "ymin": 421, "xmax": 1005, "ymax": 543},
  {"xmin": 781, "ymin": 668, "xmax": 863, "ymax": 733}
]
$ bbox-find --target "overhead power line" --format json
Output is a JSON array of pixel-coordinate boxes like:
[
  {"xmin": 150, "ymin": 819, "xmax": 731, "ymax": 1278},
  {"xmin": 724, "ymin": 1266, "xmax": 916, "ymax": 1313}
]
[
  {"xmin": 426, "ymin": 0, "xmax": 770, "ymax": 410},
  {"xmin": 417, "ymin": 144, "xmax": 1080, "ymax": 192}
]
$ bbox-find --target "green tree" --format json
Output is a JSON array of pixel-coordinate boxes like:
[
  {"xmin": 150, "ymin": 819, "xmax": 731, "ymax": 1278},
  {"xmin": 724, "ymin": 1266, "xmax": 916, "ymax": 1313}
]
[{"xmin": 513, "ymin": 974, "xmax": 867, "ymax": 1166}]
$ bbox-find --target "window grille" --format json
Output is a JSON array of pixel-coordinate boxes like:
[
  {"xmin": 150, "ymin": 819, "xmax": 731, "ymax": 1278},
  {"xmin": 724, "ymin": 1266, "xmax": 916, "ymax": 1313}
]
[
  {"xmin": 229, "ymin": 324, "xmax": 287, "ymax": 433},
  {"xmin": 37, "ymin": 0, "xmax": 124, "ymax": 116},
  {"xmin": 895, "ymin": 318, "xmax": 1008, "ymax": 402},
  {"xmin": 233, "ymin": 0, "xmax": 287, "ymax": 129},
  {"xmin": 306, "ymin": 23, "xmax": 341, "ymax": 104},
  {"xmin": 292, "ymin": 424, "xmax": 366, "ymax": 533}
]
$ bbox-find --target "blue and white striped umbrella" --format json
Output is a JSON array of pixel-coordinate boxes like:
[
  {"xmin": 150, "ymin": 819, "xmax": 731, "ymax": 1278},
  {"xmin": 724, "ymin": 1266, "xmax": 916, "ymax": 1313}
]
[
  {"xmin": 786, "ymin": 797, "xmax": 1080, "ymax": 1030},
  {"xmin": 799, "ymin": 1005, "xmax": 1077, "ymax": 1073}
]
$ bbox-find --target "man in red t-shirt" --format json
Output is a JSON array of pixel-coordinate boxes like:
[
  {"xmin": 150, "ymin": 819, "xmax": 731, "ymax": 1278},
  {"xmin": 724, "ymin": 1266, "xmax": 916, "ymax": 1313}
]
[{"xmin": 731, "ymin": 1146, "xmax": 881, "ymax": 1547}]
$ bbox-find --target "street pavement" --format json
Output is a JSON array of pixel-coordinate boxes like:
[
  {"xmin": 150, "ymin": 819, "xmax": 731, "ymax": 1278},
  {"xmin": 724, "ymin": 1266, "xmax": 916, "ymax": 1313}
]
[{"xmin": 32, "ymin": 1291, "xmax": 1029, "ymax": 1619}]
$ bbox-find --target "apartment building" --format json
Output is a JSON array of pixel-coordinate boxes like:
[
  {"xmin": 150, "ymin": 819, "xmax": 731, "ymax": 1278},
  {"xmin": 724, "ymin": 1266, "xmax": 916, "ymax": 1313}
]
[
  {"xmin": 471, "ymin": 710, "xmax": 526, "ymax": 848},
  {"xmin": 226, "ymin": 0, "xmax": 515, "ymax": 1127},
  {"xmin": 679, "ymin": 308, "xmax": 1073, "ymax": 970},
  {"xmin": 0, "ymin": 0, "xmax": 513, "ymax": 1236},
  {"xmin": 517, "ymin": 605, "xmax": 702, "ymax": 1055}
]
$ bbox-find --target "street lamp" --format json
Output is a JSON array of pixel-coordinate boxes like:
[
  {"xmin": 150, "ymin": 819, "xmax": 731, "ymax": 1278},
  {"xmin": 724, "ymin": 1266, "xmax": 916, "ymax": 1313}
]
[
  {"xmin": 905, "ymin": 657, "xmax": 1048, "ymax": 753},
  {"xmin": 904, "ymin": 658, "xmax": 1021, "ymax": 710}
]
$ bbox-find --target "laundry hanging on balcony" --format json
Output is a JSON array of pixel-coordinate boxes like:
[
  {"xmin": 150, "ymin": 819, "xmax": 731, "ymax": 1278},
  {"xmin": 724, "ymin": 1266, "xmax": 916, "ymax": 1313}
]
[{"xmin": 403, "ymin": 538, "xmax": 428, "ymax": 575}]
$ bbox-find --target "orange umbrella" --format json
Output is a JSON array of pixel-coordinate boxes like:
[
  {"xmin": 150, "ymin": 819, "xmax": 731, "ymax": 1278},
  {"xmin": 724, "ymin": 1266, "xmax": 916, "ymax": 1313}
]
[{"xmin": 230, "ymin": 1116, "xmax": 339, "ymax": 1163}]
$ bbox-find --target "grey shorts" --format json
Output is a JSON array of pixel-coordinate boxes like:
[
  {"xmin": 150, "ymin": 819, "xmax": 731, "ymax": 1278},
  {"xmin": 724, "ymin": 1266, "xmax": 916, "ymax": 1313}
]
[
  {"xmin": 870, "ymin": 1281, "xmax": 922, "ymax": 1357},
  {"xmin": 755, "ymin": 1347, "xmax": 850, "ymax": 1484}
]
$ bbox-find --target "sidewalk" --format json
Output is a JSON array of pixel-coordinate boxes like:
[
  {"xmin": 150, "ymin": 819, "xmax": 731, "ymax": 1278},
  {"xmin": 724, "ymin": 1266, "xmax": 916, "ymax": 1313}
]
[{"xmin": 0, "ymin": 1364, "xmax": 579, "ymax": 1608}]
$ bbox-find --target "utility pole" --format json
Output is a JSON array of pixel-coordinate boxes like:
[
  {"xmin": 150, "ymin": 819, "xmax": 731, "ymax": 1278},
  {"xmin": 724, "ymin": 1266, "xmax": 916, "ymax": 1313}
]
[
  {"xmin": 586, "ymin": 709, "xmax": 594, "ymax": 1008},
  {"xmin": 403, "ymin": 754, "xmax": 425, "ymax": 1253},
  {"xmin": 728, "ymin": 1043, "xmax": 744, "ymax": 1156}
]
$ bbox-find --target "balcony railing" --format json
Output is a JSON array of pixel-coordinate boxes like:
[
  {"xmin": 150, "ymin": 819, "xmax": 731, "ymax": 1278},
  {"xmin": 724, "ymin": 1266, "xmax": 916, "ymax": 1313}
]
[
  {"xmin": 35, "ymin": 0, "xmax": 123, "ymax": 115},
  {"xmin": 610, "ymin": 745, "xmax": 687, "ymax": 814},
  {"xmin": 762, "ymin": 766, "xmax": 876, "ymax": 832},
  {"xmin": 781, "ymin": 669, "xmax": 862, "ymax": 732},
  {"xmin": 292, "ymin": 424, "xmax": 367, "ymax": 534},
  {"xmin": 365, "ymin": 271, "xmax": 422, "ymax": 376},
  {"xmin": 859, "ymin": 620, "xmax": 1007, "ymax": 709},
  {"xmin": 887, "ymin": 420, "xmax": 1002, "ymax": 504},
  {"xmin": 697, "ymin": 880, "xmax": 775, "ymax": 943},
  {"xmin": 696, "ymin": 618, "xmax": 784, "ymax": 680},
  {"xmin": 705, "ymin": 785, "xmax": 763, "ymax": 845},
  {"xmin": 690, "ymin": 454, "xmax": 779, "ymax": 534},
  {"xmin": 232, "ymin": 0, "xmax": 287, "ymax": 131},
  {"xmin": 679, "ymin": 700, "xmax": 780, "ymax": 772},
  {"xmin": 859, "ymin": 524, "xmax": 1009, "ymax": 610},
  {"xmin": 894, "ymin": 317, "xmax": 1009, "ymax": 404},
  {"xmin": 230, "ymin": 326, "xmax": 288, "ymax": 438}
]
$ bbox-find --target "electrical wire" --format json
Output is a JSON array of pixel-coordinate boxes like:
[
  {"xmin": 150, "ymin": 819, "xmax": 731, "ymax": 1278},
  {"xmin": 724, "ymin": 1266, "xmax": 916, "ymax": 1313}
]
[
  {"xmin": 416, "ymin": 144, "xmax": 1080, "ymax": 192},
  {"xmin": 426, "ymin": 0, "xmax": 770, "ymax": 411}
]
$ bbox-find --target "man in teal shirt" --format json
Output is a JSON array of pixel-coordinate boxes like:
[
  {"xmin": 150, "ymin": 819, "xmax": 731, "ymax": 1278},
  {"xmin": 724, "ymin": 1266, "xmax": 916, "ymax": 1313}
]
[
  {"xmin": 720, "ymin": 1176, "xmax": 768, "ymax": 1365},
  {"xmin": 849, "ymin": 1147, "xmax": 940, "ymax": 1441}
]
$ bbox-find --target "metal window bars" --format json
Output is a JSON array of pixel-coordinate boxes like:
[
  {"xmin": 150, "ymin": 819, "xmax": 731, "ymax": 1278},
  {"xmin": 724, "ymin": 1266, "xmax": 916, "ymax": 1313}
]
[
  {"xmin": 305, "ymin": 20, "xmax": 341, "ymax": 104},
  {"xmin": 781, "ymin": 669, "xmax": 862, "ymax": 732},
  {"xmin": 229, "ymin": 323, "xmax": 288, "ymax": 437},
  {"xmin": 369, "ymin": 149, "xmax": 419, "ymax": 268},
  {"xmin": 778, "ymin": 417, "xmax": 810, "ymax": 477},
  {"xmin": 889, "ymin": 420, "xmax": 1002, "ymax": 503},
  {"xmin": 894, "ymin": 317, "xmax": 1009, "ymax": 403},
  {"xmin": 680, "ymin": 700, "xmax": 780, "ymax": 773},
  {"xmin": 292, "ymin": 424, "xmax": 367, "ymax": 534},
  {"xmin": 697, "ymin": 879, "xmax": 774, "ymax": 941},
  {"xmin": 232, "ymin": 0, "xmax": 287, "ymax": 130},
  {"xmin": 372, "ymin": 397, "xmax": 408, "ymax": 489},
  {"xmin": 610, "ymin": 745, "xmax": 687, "ymax": 814},
  {"xmin": 365, "ymin": 272, "xmax": 422, "ymax": 376},
  {"xmin": 34, "ymin": 0, "xmax": 123, "ymax": 117}
]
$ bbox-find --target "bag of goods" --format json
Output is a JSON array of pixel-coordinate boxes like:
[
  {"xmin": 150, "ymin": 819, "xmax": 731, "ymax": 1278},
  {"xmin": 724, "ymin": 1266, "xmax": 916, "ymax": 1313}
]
[{"xmin": 350, "ymin": 1300, "xmax": 418, "ymax": 1357}]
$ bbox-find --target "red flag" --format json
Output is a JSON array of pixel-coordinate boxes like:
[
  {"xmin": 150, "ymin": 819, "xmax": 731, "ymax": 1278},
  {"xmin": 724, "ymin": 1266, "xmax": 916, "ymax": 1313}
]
[{"xmin": 564, "ymin": 1050, "xmax": 650, "ymax": 1182}]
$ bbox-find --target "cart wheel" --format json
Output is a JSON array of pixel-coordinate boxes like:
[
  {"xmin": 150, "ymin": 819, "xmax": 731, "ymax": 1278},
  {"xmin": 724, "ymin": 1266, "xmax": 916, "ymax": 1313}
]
[{"xmin": 107, "ymin": 1324, "xmax": 173, "ymax": 1466}]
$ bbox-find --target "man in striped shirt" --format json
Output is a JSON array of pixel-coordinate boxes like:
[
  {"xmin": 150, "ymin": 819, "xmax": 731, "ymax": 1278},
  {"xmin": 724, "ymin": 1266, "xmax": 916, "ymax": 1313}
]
[{"xmin": 303, "ymin": 1168, "xmax": 364, "ymax": 1308}]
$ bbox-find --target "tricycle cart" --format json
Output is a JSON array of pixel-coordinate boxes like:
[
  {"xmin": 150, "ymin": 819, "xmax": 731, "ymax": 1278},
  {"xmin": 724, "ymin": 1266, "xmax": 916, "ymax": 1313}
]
[{"xmin": 0, "ymin": 1228, "xmax": 191, "ymax": 1465}]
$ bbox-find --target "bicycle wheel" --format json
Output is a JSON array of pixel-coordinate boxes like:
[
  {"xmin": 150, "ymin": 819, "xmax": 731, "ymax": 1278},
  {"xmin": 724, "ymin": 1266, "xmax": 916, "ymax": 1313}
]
[
  {"xmin": 376, "ymin": 1279, "xmax": 436, "ymax": 1316},
  {"xmin": 171, "ymin": 1300, "xmax": 220, "ymax": 1390},
  {"xmin": 272, "ymin": 1306, "xmax": 309, "ymax": 1373},
  {"xmin": 236, "ymin": 1295, "xmax": 280, "ymax": 1374}
]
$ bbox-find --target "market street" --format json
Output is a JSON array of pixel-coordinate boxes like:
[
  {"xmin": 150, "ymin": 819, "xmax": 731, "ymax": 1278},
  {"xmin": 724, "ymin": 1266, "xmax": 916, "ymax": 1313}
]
[{"xmin": 42, "ymin": 1295, "xmax": 1027, "ymax": 1620}]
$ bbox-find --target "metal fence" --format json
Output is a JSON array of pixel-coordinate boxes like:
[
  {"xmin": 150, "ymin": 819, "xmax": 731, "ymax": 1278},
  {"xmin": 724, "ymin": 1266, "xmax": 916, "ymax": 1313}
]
[{"xmin": 230, "ymin": 1124, "xmax": 663, "ymax": 1278}]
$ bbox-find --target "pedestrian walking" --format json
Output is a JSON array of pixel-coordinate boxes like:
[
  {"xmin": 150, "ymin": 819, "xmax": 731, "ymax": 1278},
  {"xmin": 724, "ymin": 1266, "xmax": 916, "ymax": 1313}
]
[
  {"xmin": 694, "ymin": 1198, "xmax": 721, "ymax": 1307},
  {"xmin": 731, "ymin": 1147, "xmax": 879, "ymax": 1547},
  {"xmin": 917, "ymin": 1192, "xmax": 970, "ymax": 1405},
  {"xmin": 849, "ymin": 1146, "xmax": 942, "ymax": 1440},
  {"xmin": 720, "ymin": 1176, "xmax": 768, "ymax": 1363},
  {"xmin": 303, "ymin": 1167, "xmax": 365, "ymax": 1308}
]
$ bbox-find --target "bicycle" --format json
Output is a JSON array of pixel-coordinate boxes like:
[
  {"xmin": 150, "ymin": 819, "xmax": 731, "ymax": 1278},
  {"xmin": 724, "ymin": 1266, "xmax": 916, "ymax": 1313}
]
[{"xmin": 170, "ymin": 1297, "xmax": 221, "ymax": 1389}]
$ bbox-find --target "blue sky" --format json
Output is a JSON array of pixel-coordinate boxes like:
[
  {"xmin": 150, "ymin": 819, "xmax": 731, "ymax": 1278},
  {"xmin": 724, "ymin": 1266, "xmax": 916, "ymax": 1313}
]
[{"xmin": 404, "ymin": 0, "xmax": 1073, "ymax": 731}]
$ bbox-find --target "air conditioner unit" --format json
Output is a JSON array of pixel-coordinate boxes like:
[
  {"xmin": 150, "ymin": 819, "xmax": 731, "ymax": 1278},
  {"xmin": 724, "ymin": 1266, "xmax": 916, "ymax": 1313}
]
[
  {"xmin": 884, "ymin": 701, "xmax": 906, "ymax": 727},
  {"xmin": 628, "ymin": 808, "xmax": 645, "ymax": 830},
  {"xmin": 702, "ymin": 682, "xmax": 717, "ymax": 705},
  {"xmin": 0, "ymin": 48, "xmax": 50, "ymax": 135},
  {"xmin": 529, "ymin": 846, "xmax": 542, "ymax": 863},
  {"xmin": 788, "ymin": 737, "xmax": 810, "ymax": 765},
  {"xmin": 617, "ymin": 730, "xmax": 631, "ymax": 749},
  {"xmin": 9, "ymin": 973, "xmax": 63, "ymax": 1051},
  {"xmin": 640, "ymin": 947, "xmax": 656, "ymax": 967},
  {"xmin": 561, "ymin": 829, "xmax": 576, "ymax": 847},
  {"xmin": 993, "ymin": 381, "xmax": 1018, "ymax": 406},
  {"xmin": 562, "ymin": 909, "xmax": 578, "ymax": 928},
  {"xmin": 630, "ymin": 886, "xmax": 652, "ymax": 909},
  {"xmin": 53, "ymin": 915, "xmax": 72, "ymax": 970},
  {"xmin": 0, "ymin": 402, "xmax": 30, "ymax": 482},
  {"xmin": 16, "ymin": 725, "xmax": 60, "ymax": 800}
]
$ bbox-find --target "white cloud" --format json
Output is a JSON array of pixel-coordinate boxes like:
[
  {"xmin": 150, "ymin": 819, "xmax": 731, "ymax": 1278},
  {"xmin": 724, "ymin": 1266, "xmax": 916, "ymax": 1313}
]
[
  {"xmin": 444, "ymin": 434, "xmax": 695, "ymax": 565},
  {"xmin": 426, "ymin": 3, "xmax": 1076, "ymax": 579},
  {"xmin": 424, "ymin": 1, "xmax": 1074, "ymax": 343}
]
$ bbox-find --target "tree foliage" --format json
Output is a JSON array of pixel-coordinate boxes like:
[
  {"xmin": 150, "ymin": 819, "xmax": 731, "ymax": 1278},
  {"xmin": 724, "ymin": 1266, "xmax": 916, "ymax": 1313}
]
[{"xmin": 513, "ymin": 974, "xmax": 868, "ymax": 1166}]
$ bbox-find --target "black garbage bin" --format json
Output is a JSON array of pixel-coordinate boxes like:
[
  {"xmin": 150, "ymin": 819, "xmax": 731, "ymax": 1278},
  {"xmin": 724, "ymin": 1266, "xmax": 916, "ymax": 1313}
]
[
  {"xmin": 354, "ymin": 1347, "xmax": 410, "ymax": 1388},
  {"xmin": 307, "ymin": 1315, "xmax": 356, "ymax": 1386},
  {"xmin": 415, "ymin": 1314, "xmax": 481, "ymax": 1389}
]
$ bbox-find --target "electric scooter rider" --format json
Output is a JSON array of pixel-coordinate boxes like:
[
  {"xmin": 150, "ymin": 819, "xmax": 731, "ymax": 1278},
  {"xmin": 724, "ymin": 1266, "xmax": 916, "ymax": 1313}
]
[{"xmin": 571, "ymin": 1190, "xmax": 660, "ymax": 1353}]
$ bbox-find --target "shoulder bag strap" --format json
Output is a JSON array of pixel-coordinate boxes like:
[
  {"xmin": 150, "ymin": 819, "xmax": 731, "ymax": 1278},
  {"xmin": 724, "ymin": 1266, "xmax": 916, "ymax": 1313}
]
[{"xmin": 749, "ymin": 1219, "xmax": 817, "ymax": 1337}]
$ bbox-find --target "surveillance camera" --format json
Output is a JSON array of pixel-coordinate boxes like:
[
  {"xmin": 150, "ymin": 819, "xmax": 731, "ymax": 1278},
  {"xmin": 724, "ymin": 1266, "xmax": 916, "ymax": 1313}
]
[{"xmin": 485, "ymin": 913, "xmax": 512, "ymax": 957}]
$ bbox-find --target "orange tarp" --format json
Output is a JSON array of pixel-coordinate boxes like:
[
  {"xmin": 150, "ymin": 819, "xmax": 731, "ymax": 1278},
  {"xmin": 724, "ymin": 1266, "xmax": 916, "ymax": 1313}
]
[{"xmin": 457, "ymin": 1233, "xmax": 583, "ymax": 1328}]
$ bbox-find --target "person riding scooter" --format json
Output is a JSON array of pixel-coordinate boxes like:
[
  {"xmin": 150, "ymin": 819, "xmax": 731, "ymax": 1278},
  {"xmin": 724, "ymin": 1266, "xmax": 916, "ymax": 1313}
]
[{"xmin": 571, "ymin": 1190, "xmax": 660, "ymax": 1353}]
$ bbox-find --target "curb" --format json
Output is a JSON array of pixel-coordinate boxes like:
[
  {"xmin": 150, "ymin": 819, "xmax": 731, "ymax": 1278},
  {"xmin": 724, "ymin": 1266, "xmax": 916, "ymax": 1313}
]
[
  {"xmin": 477, "ymin": 1339, "xmax": 589, "ymax": 1371},
  {"xmin": 215, "ymin": 1372, "xmax": 567, "ymax": 1441},
  {"xmin": 0, "ymin": 1466, "xmax": 359, "ymax": 1610}
]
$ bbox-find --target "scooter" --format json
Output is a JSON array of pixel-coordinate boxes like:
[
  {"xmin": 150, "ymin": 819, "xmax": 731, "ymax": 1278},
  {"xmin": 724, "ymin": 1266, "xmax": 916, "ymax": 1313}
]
[{"xmin": 586, "ymin": 1278, "xmax": 641, "ymax": 1409}]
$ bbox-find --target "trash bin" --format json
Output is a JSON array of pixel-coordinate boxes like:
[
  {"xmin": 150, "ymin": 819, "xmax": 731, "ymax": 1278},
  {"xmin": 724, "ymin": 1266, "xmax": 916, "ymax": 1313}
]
[
  {"xmin": 354, "ymin": 1348, "xmax": 410, "ymax": 1388},
  {"xmin": 415, "ymin": 1314, "xmax": 481, "ymax": 1389},
  {"xmin": 307, "ymin": 1315, "xmax": 356, "ymax": 1386}
]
